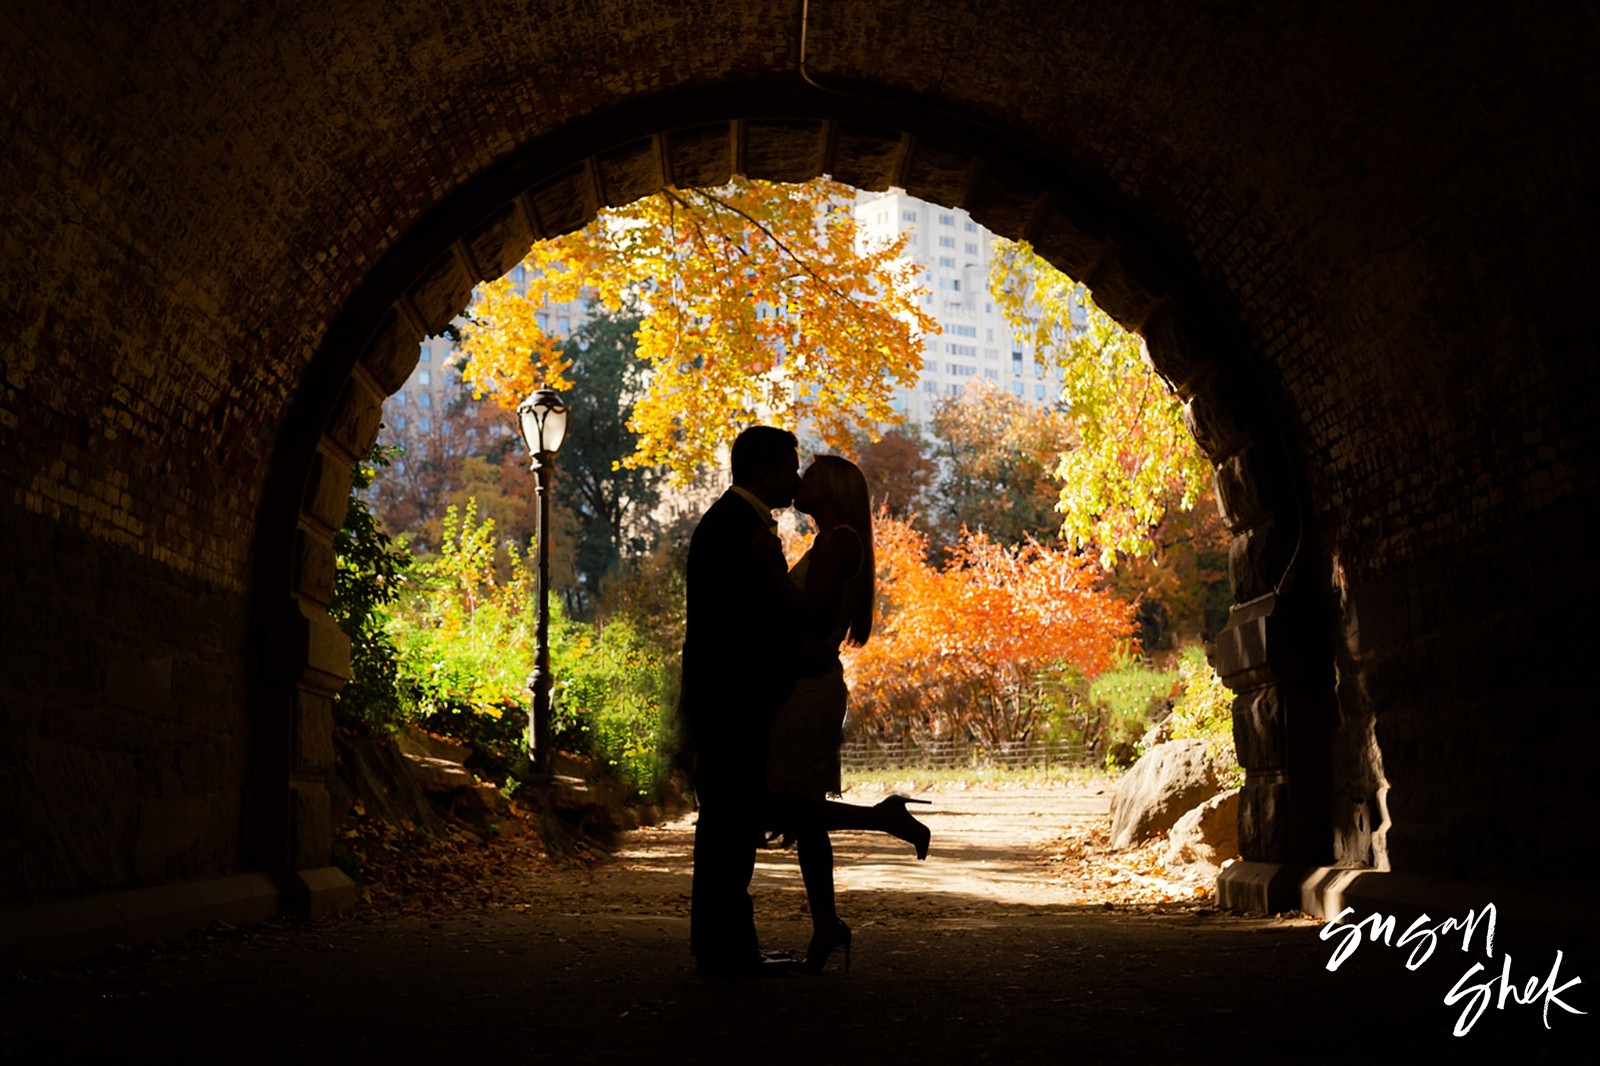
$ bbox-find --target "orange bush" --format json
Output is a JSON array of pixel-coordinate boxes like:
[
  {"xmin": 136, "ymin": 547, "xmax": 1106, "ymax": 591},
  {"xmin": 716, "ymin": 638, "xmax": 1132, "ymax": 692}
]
[{"xmin": 843, "ymin": 513, "xmax": 1137, "ymax": 745}]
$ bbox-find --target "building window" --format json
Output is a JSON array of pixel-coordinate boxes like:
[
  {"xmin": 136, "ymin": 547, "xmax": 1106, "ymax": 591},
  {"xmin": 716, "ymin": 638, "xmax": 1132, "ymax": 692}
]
[
  {"xmin": 1035, "ymin": 384, "xmax": 1047, "ymax": 400},
  {"xmin": 939, "ymin": 213, "xmax": 954, "ymax": 225},
  {"xmin": 536, "ymin": 313, "xmax": 548, "ymax": 330},
  {"xmin": 902, "ymin": 210, "xmax": 917, "ymax": 221},
  {"xmin": 420, "ymin": 416, "xmax": 432, "ymax": 431},
  {"xmin": 948, "ymin": 324, "xmax": 977, "ymax": 338},
  {"xmin": 419, "ymin": 393, "xmax": 431, "ymax": 408},
  {"xmin": 964, "ymin": 220, "xmax": 977, "ymax": 232},
  {"xmin": 984, "ymin": 348, "xmax": 999, "ymax": 360},
  {"xmin": 938, "ymin": 256, "xmax": 955, "ymax": 268},
  {"xmin": 420, "ymin": 348, "xmax": 431, "ymax": 362},
  {"xmin": 419, "ymin": 369, "xmax": 431, "ymax": 385},
  {"xmin": 1011, "ymin": 381, "xmax": 1023, "ymax": 397},
  {"xmin": 948, "ymin": 383, "xmax": 963, "ymax": 396},
  {"xmin": 939, "ymin": 277, "xmax": 961, "ymax": 291},
  {"xmin": 1012, "ymin": 351, "xmax": 1024, "ymax": 374},
  {"xmin": 558, "ymin": 317, "xmax": 571, "ymax": 334},
  {"xmin": 985, "ymin": 369, "xmax": 999, "ymax": 380},
  {"xmin": 966, "ymin": 242, "xmax": 978, "ymax": 255},
  {"xmin": 923, "ymin": 380, "xmax": 938, "ymax": 394},
  {"xmin": 944, "ymin": 343, "xmax": 977, "ymax": 357},
  {"xmin": 394, "ymin": 391, "xmax": 406, "ymax": 406},
  {"xmin": 393, "ymin": 414, "xmax": 406, "ymax": 430},
  {"xmin": 938, "ymin": 236, "xmax": 956, "ymax": 248}
]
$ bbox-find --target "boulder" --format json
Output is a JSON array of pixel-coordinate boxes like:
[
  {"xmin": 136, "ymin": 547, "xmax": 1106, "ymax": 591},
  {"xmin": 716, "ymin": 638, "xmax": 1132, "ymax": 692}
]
[
  {"xmin": 1163, "ymin": 788, "xmax": 1241, "ymax": 870},
  {"xmin": 1109, "ymin": 738, "xmax": 1222, "ymax": 849},
  {"xmin": 394, "ymin": 726, "xmax": 475, "ymax": 793}
]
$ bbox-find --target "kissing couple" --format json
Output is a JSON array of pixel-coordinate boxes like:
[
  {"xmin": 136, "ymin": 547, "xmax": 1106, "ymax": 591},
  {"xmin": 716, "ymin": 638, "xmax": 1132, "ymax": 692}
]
[{"xmin": 680, "ymin": 425, "xmax": 932, "ymax": 979}]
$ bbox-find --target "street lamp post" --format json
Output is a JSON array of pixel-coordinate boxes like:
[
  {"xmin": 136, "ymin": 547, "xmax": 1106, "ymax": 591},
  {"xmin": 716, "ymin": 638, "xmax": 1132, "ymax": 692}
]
[{"xmin": 517, "ymin": 386, "xmax": 570, "ymax": 780}]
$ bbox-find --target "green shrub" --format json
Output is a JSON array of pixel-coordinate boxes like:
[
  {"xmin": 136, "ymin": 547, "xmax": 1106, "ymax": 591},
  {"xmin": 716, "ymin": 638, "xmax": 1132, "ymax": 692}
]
[
  {"xmin": 331, "ymin": 446, "xmax": 412, "ymax": 731},
  {"xmin": 1088, "ymin": 656, "xmax": 1179, "ymax": 769},
  {"xmin": 1165, "ymin": 644, "xmax": 1243, "ymax": 787},
  {"xmin": 551, "ymin": 613, "xmax": 677, "ymax": 795}
]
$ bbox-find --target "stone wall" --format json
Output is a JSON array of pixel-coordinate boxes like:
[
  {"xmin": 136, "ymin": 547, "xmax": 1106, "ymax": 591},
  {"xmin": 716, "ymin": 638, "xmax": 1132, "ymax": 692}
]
[{"xmin": 1, "ymin": 0, "xmax": 1596, "ymax": 903}]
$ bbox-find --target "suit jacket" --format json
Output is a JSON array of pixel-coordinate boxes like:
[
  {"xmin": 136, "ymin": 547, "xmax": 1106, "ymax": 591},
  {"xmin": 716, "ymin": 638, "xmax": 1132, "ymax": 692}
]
[{"xmin": 678, "ymin": 490, "xmax": 803, "ymax": 788}]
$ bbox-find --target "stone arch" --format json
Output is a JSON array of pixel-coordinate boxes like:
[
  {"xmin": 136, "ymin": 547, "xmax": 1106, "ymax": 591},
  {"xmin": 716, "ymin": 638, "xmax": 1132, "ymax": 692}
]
[{"xmin": 246, "ymin": 81, "xmax": 1327, "ymax": 883}]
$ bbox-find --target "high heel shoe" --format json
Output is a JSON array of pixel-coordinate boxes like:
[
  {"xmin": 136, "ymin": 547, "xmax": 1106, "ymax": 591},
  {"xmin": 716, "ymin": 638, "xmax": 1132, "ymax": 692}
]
[
  {"xmin": 804, "ymin": 919, "xmax": 852, "ymax": 973},
  {"xmin": 875, "ymin": 793, "xmax": 931, "ymax": 860}
]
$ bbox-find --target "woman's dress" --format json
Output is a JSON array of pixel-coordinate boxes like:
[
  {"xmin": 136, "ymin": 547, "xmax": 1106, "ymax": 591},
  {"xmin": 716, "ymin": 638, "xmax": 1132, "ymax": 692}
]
[{"xmin": 765, "ymin": 532, "xmax": 867, "ymax": 799}]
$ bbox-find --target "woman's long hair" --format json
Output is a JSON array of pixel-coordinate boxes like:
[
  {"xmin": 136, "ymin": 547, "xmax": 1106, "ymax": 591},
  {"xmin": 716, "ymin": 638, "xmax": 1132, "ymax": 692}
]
[{"xmin": 809, "ymin": 454, "xmax": 875, "ymax": 646}]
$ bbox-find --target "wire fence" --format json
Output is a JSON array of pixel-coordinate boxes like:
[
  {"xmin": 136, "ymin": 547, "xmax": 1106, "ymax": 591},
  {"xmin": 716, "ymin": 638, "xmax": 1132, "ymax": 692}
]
[{"xmin": 839, "ymin": 736, "xmax": 1096, "ymax": 772}]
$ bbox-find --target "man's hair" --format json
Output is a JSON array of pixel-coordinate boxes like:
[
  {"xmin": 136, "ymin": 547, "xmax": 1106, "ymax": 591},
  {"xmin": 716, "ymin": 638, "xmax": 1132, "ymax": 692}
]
[{"xmin": 730, "ymin": 425, "xmax": 798, "ymax": 485}]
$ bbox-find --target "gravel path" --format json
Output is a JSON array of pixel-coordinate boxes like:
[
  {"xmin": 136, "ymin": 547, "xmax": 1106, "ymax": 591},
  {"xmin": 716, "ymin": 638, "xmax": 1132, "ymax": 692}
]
[{"xmin": 2, "ymin": 783, "xmax": 1584, "ymax": 1061}]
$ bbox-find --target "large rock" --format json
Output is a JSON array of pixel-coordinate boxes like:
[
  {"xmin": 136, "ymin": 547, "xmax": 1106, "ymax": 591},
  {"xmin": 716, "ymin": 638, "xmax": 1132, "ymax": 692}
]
[
  {"xmin": 1109, "ymin": 739, "xmax": 1222, "ymax": 849},
  {"xmin": 393, "ymin": 726, "xmax": 475, "ymax": 793},
  {"xmin": 1163, "ymin": 788, "xmax": 1241, "ymax": 870}
]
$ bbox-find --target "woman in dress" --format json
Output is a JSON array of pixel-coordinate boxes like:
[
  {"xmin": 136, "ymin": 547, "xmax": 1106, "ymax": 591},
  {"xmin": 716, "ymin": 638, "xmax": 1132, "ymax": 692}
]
[{"xmin": 765, "ymin": 455, "xmax": 932, "ymax": 973}]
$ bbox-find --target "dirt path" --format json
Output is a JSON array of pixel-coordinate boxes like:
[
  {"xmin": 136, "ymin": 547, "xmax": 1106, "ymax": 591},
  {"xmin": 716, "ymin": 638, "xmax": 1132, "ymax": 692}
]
[{"xmin": 2, "ymin": 783, "xmax": 1584, "ymax": 1061}]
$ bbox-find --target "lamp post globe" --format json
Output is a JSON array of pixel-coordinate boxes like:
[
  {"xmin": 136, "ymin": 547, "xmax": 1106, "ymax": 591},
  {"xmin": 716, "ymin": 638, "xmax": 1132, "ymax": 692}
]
[
  {"xmin": 517, "ymin": 387, "xmax": 570, "ymax": 459},
  {"xmin": 517, "ymin": 386, "xmax": 569, "ymax": 779}
]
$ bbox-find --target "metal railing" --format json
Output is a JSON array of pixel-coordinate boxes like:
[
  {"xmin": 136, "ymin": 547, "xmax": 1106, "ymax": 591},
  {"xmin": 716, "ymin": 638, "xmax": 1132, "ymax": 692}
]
[{"xmin": 839, "ymin": 736, "xmax": 1094, "ymax": 771}]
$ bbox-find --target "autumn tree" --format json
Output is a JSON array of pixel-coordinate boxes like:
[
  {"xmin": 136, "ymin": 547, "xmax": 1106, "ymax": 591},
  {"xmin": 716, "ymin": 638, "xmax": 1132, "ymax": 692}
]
[
  {"xmin": 547, "ymin": 311, "xmax": 667, "ymax": 613},
  {"xmin": 844, "ymin": 512, "xmax": 1136, "ymax": 746},
  {"xmin": 458, "ymin": 177, "xmax": 936, "ymax": 481},
  {"xmin": 852, "ymin": 425, "xmax": 937, "ymax": 519},
  {"xmin": 990, "ymin": 240, "xmax": 1212, "ymax": 565},
  {"xmin": 925, "ymin": 381, "xmax": 1076, "ymax": 552}
]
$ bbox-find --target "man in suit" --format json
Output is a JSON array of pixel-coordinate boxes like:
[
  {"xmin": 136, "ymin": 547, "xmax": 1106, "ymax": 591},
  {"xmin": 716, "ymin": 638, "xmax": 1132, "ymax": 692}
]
[{"xmin": 680, "ymin": 425, "xmax": 804, "ymax": 977}]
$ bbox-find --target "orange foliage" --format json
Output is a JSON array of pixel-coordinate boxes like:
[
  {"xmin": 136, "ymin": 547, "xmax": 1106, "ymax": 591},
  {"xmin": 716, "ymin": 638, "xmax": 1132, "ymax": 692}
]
[{"xmin": 844, "ymin": 513, "xmax": 1137, "ymax": 745}]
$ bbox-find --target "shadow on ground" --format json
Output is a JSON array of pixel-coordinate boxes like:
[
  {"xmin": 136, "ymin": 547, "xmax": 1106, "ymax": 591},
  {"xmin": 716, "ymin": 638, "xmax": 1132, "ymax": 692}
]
[{"xmin": 3, "ymin": 785, "xmax": 1588, "ymax": 1061}]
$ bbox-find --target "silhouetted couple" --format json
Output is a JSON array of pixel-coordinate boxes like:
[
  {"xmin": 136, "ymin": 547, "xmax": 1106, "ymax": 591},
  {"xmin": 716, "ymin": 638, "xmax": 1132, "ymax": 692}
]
[{"xmin": 680, "ymin": 425, "xmax": 931, "ymax": 979}]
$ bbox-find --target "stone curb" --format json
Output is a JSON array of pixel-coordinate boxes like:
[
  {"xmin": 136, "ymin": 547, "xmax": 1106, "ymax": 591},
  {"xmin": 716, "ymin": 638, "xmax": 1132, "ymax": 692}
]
[{"xmin": 0, "ymin": 866, "xmax": 356, "ymax": 968}]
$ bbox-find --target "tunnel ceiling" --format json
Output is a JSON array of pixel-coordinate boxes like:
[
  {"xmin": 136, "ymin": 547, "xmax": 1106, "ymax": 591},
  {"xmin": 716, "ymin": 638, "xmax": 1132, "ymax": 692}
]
[{"xmin": 3, "ymin": 0, "xmax": 1594, "ymax": 599}]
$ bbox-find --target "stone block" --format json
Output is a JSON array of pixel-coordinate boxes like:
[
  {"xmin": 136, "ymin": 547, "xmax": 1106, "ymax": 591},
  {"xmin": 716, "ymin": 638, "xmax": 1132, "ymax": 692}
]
[
  {"xmin": 1182, "ymin": 371, "xmax": 1250, "ymax": 460},
  {"xmin": 1238, "ymin": 774, "xmax": 1288, "ymax": 862},
  {"xmin": 292, "ymin": 527, "xmax": 336, "ymax": 606},
  {"xmin": 527, "ymin": 163, "xmax": 597, "ymax": 239},
  {"xmin": 1084, "ymin": 245, "xmax": 1165, "ymax": 334},
  {"xmin": 1214, "ymin": 444, "xmax": 1271, "ymax": 532},
  {"xmin": 829, "ymin": 124, "xmax": 902, "ymax": 191},
  {"xmin": 1139, "ymin": 303, "xmax": 1213, "ymax": 398},
  {"xmin": 407, "ymin": 252, "xmax": 474, "ymax": 337},
  {"xmin": 1232, "ymin": 686, "xmax": 1285, "ymax": 771},
  {"xmin": 359, "ymin": 309, "xmax": 424, "ymax": 395},
  {"xmin": 300, "ymin": 602, "xmax": 351, "ymax": 689},
  {"xmin": 742, "ymin": 119, "xmax": 825, "ymax": 183},
  {"xmin": 902, "ymin": 141, "xmax": 974, "ymax": 210},
  {"xmin": 1028, "ymin": 204, "xmax": 1109, "ymax": 285},
  {"xmin": 1228, "ymin": 523, "xmax": 1286, "ymax": 604},
  {"xmin": 596, "ymin": 136, "xmax": 663, "ymax": 208},
  {"xmin": 325, "ymin": 378, "xmax": 383, "ymax": 461},
  {"xmin": 965, "ymin": 172, "xmax": 1043, "ymax": 242},
  {"xmin": 288, "ymin": 780, "xmax": 332, "ymax": 870},
  {"xmin": 464, "ymin": 201, "xmax": 534, "ymax": 282},
  {"xmin": 302, "ymin": 450, "xmax": 353, "ymax": 532},
  {"xmin": 276, "ymin": 866, "xmax": 357, "ymax": 918},
  {"xmin": 294, "ymin": 690, "xmax": 334, "ymax": 775},
  {"xmin": 664, "ymin": 124, "xmax": 732, "ymax": 190}
]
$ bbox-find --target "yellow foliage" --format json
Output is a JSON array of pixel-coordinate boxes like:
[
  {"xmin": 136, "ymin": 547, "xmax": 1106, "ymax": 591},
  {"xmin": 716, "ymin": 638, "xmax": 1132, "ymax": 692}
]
[{"xmin": 459, "ymin": 178, "xmax": 937, "ymax": 482}]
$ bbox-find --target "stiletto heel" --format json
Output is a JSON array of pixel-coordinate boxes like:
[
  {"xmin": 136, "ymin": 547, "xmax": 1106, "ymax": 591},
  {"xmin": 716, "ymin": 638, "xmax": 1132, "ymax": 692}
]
[
  {"xmin": 804, "ymin": 919, "xmax": 852, "ymax": 973},
  {"xmin": 875, "ymin": 794, "xmax": 932, "ymax": 860}
]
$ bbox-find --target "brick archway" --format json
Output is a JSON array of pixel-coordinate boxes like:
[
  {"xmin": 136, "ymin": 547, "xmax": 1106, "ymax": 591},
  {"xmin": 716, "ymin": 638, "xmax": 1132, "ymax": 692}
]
[
  {"xmin": 5, "ymin": 1, "xmax": 1595, "ymax": 947},
  {"xmin": 246, "ymin": 80, "xmax": 1328, "ymax": 891}
]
